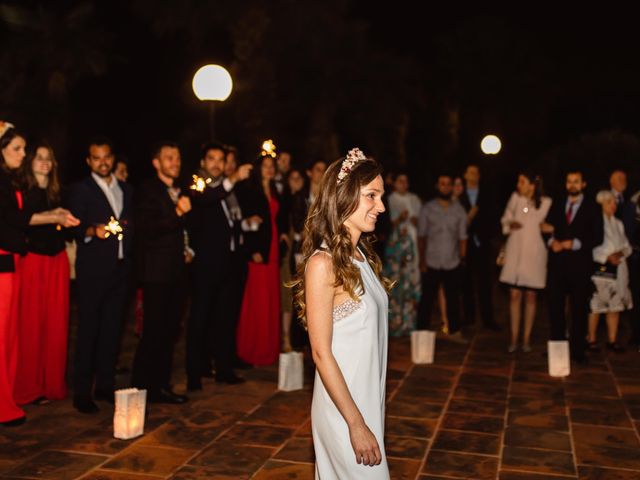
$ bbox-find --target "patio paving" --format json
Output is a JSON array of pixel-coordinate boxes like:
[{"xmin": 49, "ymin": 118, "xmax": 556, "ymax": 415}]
[{"xmin": 2, "ymin": 305, "xmax": 640, "ymax": 479}]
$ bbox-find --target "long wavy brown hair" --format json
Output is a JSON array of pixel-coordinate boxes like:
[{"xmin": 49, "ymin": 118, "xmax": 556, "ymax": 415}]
[
  {"xmin": 289, "ymin": 154, "xmax": 393, "ymax": 326},
  {"xmin": 20, "ymin": 143, "xmax": 61, "ymax": 204}
]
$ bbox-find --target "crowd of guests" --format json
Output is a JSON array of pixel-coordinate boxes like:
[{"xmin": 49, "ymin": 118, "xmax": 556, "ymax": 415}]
[
  {"xmin": 383, "ymin": 164, "xmax": 640, "ymax": 365},
  {"xmin": 0, "ymin": 120, "xmax": 328, "ymax": 425},
  {"xmin": 2, "ymin": 117, "xmax": 640, "ymax": 428}
]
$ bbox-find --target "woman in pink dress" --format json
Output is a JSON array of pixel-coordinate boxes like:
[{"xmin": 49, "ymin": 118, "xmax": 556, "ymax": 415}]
[{"xmin": 236, "ymin": 155, "xmax": 289, "ymax": 365}]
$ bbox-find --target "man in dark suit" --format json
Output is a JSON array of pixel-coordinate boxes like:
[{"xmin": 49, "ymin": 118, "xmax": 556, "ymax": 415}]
[
  {"xmin": 69, "ymin": 137, "xmax": 134, "ymax": 413},
  {"xmin": 131, "ymin": 142, "xmax": 191, "ymax": 404},
  {"xmin": 459, "ymin": 164, "xmax": 500, "ymax": 330},
  {"xmin": 186, "ymin": 142, "xmax": 253, "ymax": 390},
  {"xmin": 546, "ymin": 170, "xmax": 603, "ymax": 363}
]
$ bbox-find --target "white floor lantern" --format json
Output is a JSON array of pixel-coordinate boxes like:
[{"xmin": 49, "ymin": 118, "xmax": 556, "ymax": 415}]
[
  {"xmin": 278, "ymin": 351, "xmax": 304, "ymax": 391},
  {"xmin": 113, "ymin": 388, "xmax": 147, "ymax": 440},
  {"xmin": 411, "ymin": 330, "xmax": 436, "ymax": 364},
  {"xmin": 547, "ymin": 340, "xmax": 571, "ymax": 377}
]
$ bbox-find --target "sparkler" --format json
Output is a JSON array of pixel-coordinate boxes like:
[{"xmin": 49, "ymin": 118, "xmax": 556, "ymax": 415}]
[
  {"xmin": 190, "ymin": 174, "xmax": 212, "ymax": 193},
  {"xmin": 104, "ymin": 216, "xmax": 123, "ymax": 241},
  {"xmin": 261, "ymin": 139, "xmax": 277, "ymax": 158}
]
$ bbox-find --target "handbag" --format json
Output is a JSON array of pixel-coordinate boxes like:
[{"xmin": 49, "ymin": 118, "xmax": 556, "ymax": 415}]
[{"xmin": 592, "ymin": 262, "xmax": 617, "ymax": 281}]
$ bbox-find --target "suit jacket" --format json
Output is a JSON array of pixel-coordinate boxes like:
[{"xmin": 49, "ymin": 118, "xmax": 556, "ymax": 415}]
[
  {"xmin": 68, "ymin": 175, "xmax": 134, "ymax": 275},
  {"xmin": 239, "ymin": 181, "xmax": 288, "ymax": 264},
  {"xmin": 135, "ymin": 176, "xmax": 186, "ymax": 283},
  {"xmin": 545, "ymin": 195, "xmax": 603, "ymax": 276},
  {"xmin": 459, "ymin": 186, "xmax": 497, "ymax": 248},
  {"xmin": 0, "ymin": 168, "xmax": 30, "ymax": 271},
  {"xmin": 615, "ymin": 194, "xmax": 637, "ymax": 242},
  {"xmin": 187, "ymin": 175, "xmax": 242, "ymax": 266}
]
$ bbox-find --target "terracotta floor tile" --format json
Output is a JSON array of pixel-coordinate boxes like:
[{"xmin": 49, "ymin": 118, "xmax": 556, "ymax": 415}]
[
  {"xmin": 504, "ymin": 425, "xmax": 572, "ymax": 451},
  {"xmin": 508, "ymin": 396, "xmax": 566, "ymax": 415},
  {"xmin": 273, "ymin": 437, "xmax": 315, "ymax": 463},
  {"xmin": 6, "ymin": 450, "xmax": 107, "ymax": 480},
  {"xmin": 578, "ymin": 465, "xmax": 640, "ymax": 479},
  {"xmin": 171, "ymin": 464, "xmax": 250, "ymax": 479},
  {"xmin": 441, "ymin": 413, "xmax": 504, "ymax": 434},
  {"xmin": 217, "ymin": 424, "xmax": 295, "ymax": 447},
  {"xmin": 507, "ymin": 411, "xmax": 569, "ymax": 430},
  {"xmin": 432, "ymin": 430, "xmax": 501, "ymax": 455},
  {"xmin": 423, "ymin": 450, "xmax": 498, "ymax": 479},
  {"xmin": 572, "ymin": 424, "xmax": 640, "ymax": 450},
  {"xmin": 385, "ymin": 435, "xmax": 429, "ymax": 459},
  {"xmin": 188, "ymin": 442, "xmax": 274, "ymax": 476},
  {"xmin": 501, "ymin": 446, "xmax": 575, "ymax": 476},
  {"xmin": 101, "ymin": 445, "xmax": 194, "ymax": 476},
  {"xmin": 447, "ymin": 397, "xmax": 506, "ymax": 417},
  {"xmin": 387, "ymin": 458, "xmax": 422, "ymax": 479},
  {"xmin": 510, "ymin": 382, "xmax": 565, "ymax": 398},
  {"xmin": 387, "ymin": 399, "xmax": 444, "ymax": 419},
  {"xmin": 499, "ymin": 471, "xmax": 576, "ymax": 479},
  {"xmin": 252, "ymin": 460, "xmax": 315, "ymax": 479},
  {"xmin": 385, "ymin": 416, "xmax": 437, "ymax": 439},
  {"xmin": 570, "ymin": 406, "xmax": 632, "ymax": 428},
  {"xmin": 458, "ymin": 372, "xmax": 510, "ymax": 388},
  {"xmin": 136, "ymin": 421, "xmax": 223, "ymax": 450},
  {"xmin": 82, "ymin": 471, "xmax": 164, "ymax": 480}
]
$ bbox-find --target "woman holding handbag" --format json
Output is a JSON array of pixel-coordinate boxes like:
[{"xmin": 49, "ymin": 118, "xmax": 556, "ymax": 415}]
[
  {"xmin": 587, "ymin": 190, "xmax": 632, "ymax": 352},
  {"xmin": 499, "ymin": 172, "xmax": 552, "ymax": 353}
]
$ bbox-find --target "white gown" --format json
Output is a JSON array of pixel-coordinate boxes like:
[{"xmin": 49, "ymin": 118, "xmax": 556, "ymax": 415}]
[{"xmin": 311, "ymin": 249, "xmax": 390, "ymax": 479}]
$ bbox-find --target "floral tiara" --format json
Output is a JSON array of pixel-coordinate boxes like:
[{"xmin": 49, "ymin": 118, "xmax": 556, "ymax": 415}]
[
  {"xmin": 337, "ymin": 147, "xmax": 367, "ymax": 184},
  {"xmin": 0, "ymin": 121, "xmax": 15, "ymax": 140}
]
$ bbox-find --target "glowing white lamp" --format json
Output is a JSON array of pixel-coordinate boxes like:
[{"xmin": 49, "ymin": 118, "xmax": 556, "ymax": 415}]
[
  {"xmin": 192, "ymin": 65, "xmax": 233, "ymax": 101},
  {"xmin": 480, "ymin": 135, "xmax": 502, "ymax": 155}
]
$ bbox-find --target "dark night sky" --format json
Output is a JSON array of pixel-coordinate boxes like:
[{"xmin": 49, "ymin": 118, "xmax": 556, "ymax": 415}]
[{"xmin": 2, "ymin": 1, "xmax": 640, "ymax": 198}]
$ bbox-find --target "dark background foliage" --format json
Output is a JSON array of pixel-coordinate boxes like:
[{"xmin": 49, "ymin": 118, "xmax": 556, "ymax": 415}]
[{"xmin": 1, "ymin": 0, "xmax": 639, "ymax": 202}]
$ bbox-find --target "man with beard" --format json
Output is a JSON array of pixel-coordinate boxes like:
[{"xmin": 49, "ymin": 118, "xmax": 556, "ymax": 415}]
[
  {"xmin": 186, "ymin": 142, "xmax": 254, "ymax": 390},
  {"xmin": 131, "ymin": 142, "xmax": 191, "ymax": 404},
  {"xmin": 545, "ymin": 170, "xmax": 602, "ymax": 363},
  {"xmin": 69, "ymin": 137, "xmax": 134, "ymax": 413},
  {"xmin": 416, "ymin": 174, "xmax": 468, "ymax": 344}
]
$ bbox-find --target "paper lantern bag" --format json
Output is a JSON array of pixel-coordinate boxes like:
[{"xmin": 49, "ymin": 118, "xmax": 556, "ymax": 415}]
[
  {"xmin": 114, "ymin": 388, "xmax": 147, "ymax": 440},
  {"xmin": 411, "ymin": 330, "xmax": 436, "ymax": 364},
  {"xmin": 547, "ymin": 340, "xmax": 571, "ymax": 377},
  {"xmin": 278, "ymin": 351, "xmax": 304, "ymax": 392}
]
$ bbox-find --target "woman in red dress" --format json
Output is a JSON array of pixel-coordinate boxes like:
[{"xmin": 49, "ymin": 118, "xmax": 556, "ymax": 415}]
[
  {"xmin": 0, "ymin": 124, "xmax": 77, "ymax": 426},
  {"xmin": 236, "ymin": 155, "xmax": 289, "ymax": 365},
  {"xmin": 14, "ymin": 143, "xmax": 71, "ymax": 405}
]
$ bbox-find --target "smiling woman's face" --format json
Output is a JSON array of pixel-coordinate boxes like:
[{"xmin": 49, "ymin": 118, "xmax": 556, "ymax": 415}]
[
  {"xmin": 344, "ymin": 174, "xmax": 386, "ymax": 234},
  {"xmin": 2, "ymin": 136, "xmax": 26, "ymax": 169}
]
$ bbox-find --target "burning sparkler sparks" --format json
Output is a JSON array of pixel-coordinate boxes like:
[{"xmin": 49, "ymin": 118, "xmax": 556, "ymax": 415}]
[{"xmin": 104, "ymin": 216, "xmax": 124, "ymax": 241}]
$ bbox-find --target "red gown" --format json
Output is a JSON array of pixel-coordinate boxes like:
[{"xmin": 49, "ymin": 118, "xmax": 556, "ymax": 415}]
[
  {"xmin": 236, "ymin": 196, "xmax": 281, "ymax": 365},
  {"xmin": 0, "ymin": 191, "xmax": 25, "ymax": 422},
  {"xmin": 14, "ymin": 250, "xmax": 69, "ymax": 404}
]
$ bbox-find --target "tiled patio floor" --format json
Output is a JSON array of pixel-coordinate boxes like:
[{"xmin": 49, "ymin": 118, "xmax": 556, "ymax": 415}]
[{"xmin": 2, "ymin": 319, "xmax": 640, "ymax": 479}]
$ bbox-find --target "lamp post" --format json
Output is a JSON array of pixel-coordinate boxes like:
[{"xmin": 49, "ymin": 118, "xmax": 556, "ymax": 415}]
[
  {"xmin": 192, "ymin": 64, "xmax": 233, "ymax": 140},
  {"xmin": 480, "ymin": 134, "xmax": 502, "ymax": 155}
]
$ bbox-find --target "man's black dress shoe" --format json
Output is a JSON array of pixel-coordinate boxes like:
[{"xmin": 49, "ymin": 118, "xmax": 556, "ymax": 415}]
[
  {"xmin": 148, "ymin": 388, "xmax": 189, "ymax": 404},
  {"xmin": 73, "ymin": 396, "xmax": 100, "ymax": 414},
  {"xmin": 215, "ymin": 373, "xmax": 246, "ymax": 385},
  {"xmin": 1, "ymin": 415, "xmax": 26, "ymax": 427},
  {"xmin": 94, "ymin": 389, "xmax": 115, "ymax": 404}
]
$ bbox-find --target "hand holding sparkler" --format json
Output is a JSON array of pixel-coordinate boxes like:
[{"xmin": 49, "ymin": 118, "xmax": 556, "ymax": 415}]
[
  {"xmin": 189, "ymin": 174, "xmax": 212, "ymax": 193},
  {"xmin": 103, "ymin": 216, "xmax": 124, "ymax": 241}
]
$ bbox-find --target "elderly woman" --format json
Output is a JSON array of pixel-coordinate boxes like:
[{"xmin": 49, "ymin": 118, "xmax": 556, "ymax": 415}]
[{"xmin": 587, "ymin": 190, "xmax": 633, "ymax": 352}]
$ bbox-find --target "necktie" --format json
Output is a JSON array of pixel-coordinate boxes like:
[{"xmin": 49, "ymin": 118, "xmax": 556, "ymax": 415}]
[{"xmin": 566, "ymin": 202, "xmax": 575, "ymax": 224}]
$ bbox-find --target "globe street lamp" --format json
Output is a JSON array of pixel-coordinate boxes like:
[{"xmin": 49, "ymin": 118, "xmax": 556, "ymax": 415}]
[
  {"xmin": 192, "ymin": 64, "xmax": 233, "ymax": 140},
  {"xmin": 480, "ymin": 134, "xmax": 502, "ymax": 155}
]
